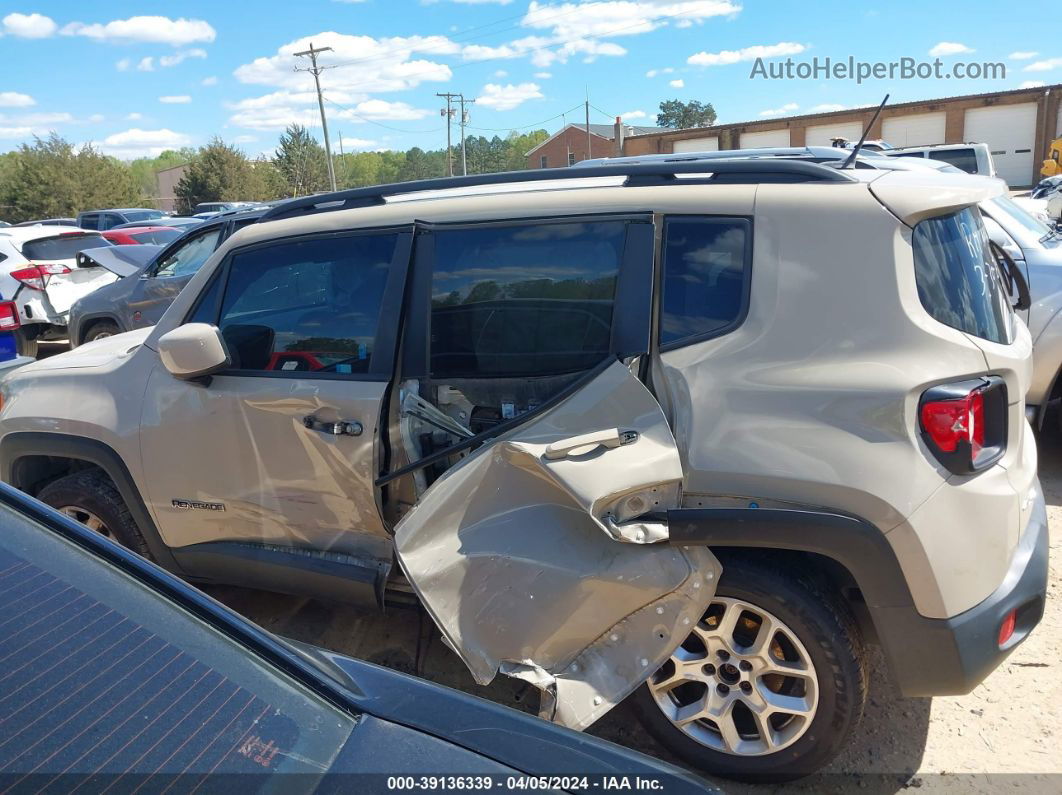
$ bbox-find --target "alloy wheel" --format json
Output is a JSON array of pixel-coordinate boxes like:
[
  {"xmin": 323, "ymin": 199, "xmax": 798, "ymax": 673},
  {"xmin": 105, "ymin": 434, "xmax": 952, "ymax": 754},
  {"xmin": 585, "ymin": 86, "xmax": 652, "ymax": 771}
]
[
  {"xmin": 647, "ymin": 596, "xmax": 819, "ymax": 756},
  {"xmin": 58, "ymin": 505, "xmax": 114, "ymax": 539}
]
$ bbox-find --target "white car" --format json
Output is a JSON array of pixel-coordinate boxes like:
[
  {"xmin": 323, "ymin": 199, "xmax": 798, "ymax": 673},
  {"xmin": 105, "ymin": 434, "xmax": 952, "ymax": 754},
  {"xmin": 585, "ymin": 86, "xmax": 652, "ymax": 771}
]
[
  {"xmin": 0, "ymin": 227, "xmax": 119, "ymax": 356},
  {"xmin": 883, "ymin": 142, "xmax": 997, "ymax": 178}
]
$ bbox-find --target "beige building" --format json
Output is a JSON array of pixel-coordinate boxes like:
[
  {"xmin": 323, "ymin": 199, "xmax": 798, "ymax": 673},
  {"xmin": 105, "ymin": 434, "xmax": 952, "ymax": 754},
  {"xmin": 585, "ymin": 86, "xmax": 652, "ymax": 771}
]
[
  {"xmin": 155, "ymin": 162, "xmax": 190, "ymax": 213},
  {"xmin": 529, "ymin": 84, "xmax": 1062, "ymax": 187}
]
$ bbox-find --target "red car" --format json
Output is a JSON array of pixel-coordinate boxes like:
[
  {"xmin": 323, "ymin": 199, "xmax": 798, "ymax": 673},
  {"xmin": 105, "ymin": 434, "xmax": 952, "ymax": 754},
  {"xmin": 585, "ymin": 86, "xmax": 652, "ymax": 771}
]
[{"xmin": 101, "ymin": 226, "xmax": 182, "ymax": 246}]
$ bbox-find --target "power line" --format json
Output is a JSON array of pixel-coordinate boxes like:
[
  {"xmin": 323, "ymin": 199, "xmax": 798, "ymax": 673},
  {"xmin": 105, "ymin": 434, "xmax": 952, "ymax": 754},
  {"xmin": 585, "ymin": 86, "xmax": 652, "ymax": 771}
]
[{"xmin": 322, "ymin": 96, "xmax": 444, "ymax": 134}]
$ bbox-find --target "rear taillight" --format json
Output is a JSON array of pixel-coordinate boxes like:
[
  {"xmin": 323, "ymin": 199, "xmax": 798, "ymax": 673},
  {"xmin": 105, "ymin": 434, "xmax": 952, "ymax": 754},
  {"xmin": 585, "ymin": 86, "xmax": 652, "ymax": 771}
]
[
  {"xmin": 0, "ymin": 301, "xmax": 20, "ymax": 330},
  {"xmin": 9, "ymin": 264, "xmax": 70, "ymax": 291},
  {"xmin": 919, "ymin": 377, "xmax": 1007, "ymax": 475}
]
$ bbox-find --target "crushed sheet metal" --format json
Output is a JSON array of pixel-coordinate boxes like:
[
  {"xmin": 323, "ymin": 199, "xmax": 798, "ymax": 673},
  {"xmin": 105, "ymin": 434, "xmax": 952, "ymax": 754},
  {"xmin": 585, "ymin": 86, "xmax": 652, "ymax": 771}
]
[{"xmin": 394, "ymin": 360, "xmax": 718, "ymax": 729}]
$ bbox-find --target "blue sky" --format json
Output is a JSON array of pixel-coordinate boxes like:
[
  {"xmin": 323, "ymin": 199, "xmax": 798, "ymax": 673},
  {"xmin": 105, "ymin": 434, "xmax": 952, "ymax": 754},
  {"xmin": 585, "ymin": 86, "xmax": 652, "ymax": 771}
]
[{"xmin": 0, "ymin": 0, "xmax": 1055, "ymax": 159}]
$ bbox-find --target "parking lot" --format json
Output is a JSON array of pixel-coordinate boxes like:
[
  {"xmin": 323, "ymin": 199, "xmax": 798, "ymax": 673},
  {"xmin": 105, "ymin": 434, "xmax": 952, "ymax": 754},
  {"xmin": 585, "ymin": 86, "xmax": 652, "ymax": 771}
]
[{"xmin": 199, "ymin": 431, "xmax": 1061, "ymax": 791}]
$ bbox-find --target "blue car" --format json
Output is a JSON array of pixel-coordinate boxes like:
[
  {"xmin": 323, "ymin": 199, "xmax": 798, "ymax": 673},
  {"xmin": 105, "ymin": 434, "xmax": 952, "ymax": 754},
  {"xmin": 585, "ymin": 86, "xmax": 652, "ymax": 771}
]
[{"xmin": 0, "ymin": 297, "xmax": 34, "ymax": 373}]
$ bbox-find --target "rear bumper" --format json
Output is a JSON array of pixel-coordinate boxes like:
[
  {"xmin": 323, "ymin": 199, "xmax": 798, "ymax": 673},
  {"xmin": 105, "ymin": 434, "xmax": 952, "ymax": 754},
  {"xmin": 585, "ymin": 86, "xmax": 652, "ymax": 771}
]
[{"xmin": 873, "ymin": 480, "xmax": 1048, "ymax": 697}]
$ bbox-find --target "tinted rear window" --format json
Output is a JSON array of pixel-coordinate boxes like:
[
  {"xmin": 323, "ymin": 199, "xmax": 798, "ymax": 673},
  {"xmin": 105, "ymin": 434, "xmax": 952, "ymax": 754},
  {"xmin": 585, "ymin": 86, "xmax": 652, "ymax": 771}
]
[
  {"xmin": 22, "ymin": 234, "xmax": 112, "ymax": 261},
  {"xmin": 929, "ymin": 149, "xmax": 978, "ymax": 174},
  {"xmin": 130, "ymin": 229, "xmax": 180, "ymax": 245},
  {"xmin": 429, "ymin": 221, "xmax": 624, "ymax": 378},
  {"xmin": 912, "ymin": 207, "xmax": 1011, "ymax": 344},
  {"xmin": 122, "ymin": 210, "xmax": 164, "ymax": 222}
]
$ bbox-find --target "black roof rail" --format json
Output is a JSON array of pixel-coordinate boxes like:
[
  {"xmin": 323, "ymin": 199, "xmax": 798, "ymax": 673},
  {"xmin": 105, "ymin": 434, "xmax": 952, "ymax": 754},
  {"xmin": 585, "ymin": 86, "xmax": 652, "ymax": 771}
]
[{"xmin": 259, "ymin": 159, "xmax": 855, "ymax": 222}]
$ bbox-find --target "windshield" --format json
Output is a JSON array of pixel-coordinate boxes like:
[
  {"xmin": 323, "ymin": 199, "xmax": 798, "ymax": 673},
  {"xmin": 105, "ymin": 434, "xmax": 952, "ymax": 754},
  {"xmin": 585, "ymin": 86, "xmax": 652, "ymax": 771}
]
[
  {"xmin": 122, "ymin": 210, "xmax": 164, "ymax": 222},
  {"xmin": 22, "ymin": 233, "xmax": 112, "ymax": 261},
  {"xmin": 0, "ymin": 498, "xmax": 355, "ymax": 786},
  {"xmin": 984, "ymin": 196, "xmax": 1052, "ymax": 244},
  {"xmin": 912, "ymin": 207, "xmax": 1012, "ymax": 345}
]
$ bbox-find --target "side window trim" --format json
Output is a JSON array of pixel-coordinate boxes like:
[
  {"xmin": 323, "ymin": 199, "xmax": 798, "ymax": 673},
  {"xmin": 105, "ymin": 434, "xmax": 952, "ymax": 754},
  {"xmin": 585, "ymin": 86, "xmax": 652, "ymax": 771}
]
[
  {"xmin": 198, "ymin": 225, "xmax": 415, "ymax": 383},
  {"xmin": 657, "ymin": 214, "xmax": 754, "ymax": 353}
]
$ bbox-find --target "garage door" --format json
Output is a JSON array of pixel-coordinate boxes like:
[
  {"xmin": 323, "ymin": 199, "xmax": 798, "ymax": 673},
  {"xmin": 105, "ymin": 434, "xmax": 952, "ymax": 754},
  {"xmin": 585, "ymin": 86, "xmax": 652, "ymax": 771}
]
[
  {"xmin": 672, "ymin": 136, "xmax": 719, "ymax": 153},
  {"xmin": 882, "ymin": 112, "xmax": 946, "ymax": 147},
  {"xmin": 964, "ymin": 103, "xmax": 1038, "ymax": 187},
  {"xmin": 805, "ymin": 121, "xmax": 862, "ymax": 147},
  {"xmin": 739, "ymin": 129, "xmax": 790, "ymax": 148}
]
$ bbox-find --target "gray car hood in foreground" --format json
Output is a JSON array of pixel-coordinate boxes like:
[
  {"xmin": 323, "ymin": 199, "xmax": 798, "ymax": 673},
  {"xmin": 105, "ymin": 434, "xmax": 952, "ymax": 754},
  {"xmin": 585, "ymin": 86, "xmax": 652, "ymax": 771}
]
[{"xmin": 76, "ymin": 243, "xmax": 162, "ymax": 278}]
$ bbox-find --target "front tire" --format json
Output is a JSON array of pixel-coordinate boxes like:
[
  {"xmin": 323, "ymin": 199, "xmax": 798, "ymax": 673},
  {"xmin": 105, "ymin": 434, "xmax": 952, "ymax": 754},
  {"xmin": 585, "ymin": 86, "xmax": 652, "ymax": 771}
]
[
  {"xmin": 82, "ymin": 320, "xmax": 120, "ymax": 345},
  {"xmin": 38, "ymin": 469, "xmax": 153, "ymax": 560},
  {"xmin": 631, "ymin": 556, "xmax": 868, "ymax": 782}
]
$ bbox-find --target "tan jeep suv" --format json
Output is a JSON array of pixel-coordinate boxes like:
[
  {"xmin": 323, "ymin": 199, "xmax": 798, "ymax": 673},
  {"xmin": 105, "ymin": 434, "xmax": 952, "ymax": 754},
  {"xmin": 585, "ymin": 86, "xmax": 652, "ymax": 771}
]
[{"xmin": 0, "ymin": 160, "xmax": 1048, "ymax": 781}]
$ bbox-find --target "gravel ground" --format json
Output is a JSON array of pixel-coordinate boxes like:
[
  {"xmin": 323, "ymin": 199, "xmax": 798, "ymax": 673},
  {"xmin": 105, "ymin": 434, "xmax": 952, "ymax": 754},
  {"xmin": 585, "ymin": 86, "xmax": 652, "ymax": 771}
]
[{"xmin": 210, "ymin": 433, "xmax": 1062, "ymax": 792}]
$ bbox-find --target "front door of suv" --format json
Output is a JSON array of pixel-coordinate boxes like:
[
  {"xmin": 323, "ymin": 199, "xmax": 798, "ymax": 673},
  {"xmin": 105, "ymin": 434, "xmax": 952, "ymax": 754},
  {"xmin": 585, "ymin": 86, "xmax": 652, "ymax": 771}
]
[{"xmin": 139, "ymin": 227, "xmax": 411, "ymax": 592}]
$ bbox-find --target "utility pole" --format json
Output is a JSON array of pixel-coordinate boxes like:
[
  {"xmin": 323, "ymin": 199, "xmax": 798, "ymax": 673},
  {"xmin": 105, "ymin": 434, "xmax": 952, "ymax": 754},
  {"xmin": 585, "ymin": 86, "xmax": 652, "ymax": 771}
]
[
  {"xmin": 294, "ymin": 42, "xmax": 337, "ymax": 192},
  {"xmin": 584, "ymin": 95, "xmax": 592, "ymax": 163},
  {"xmin": 437, "ymin": 92, "xmax": 460, "ymax": 176},
  {"xmin": 458, "ymin": 95, "xmax": 475, "ymax": 176}
]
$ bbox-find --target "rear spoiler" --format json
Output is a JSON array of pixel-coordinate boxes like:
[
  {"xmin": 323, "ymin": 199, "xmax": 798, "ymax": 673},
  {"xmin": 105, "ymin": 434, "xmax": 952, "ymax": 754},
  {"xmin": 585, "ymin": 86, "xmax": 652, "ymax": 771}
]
[
  {"xmin": 869, "ymin": 171, "xmax": 1007, "ymax": 227},
  {"xmin": 76, "ymin": 244, "xmax": 163, "ymax": 278}
]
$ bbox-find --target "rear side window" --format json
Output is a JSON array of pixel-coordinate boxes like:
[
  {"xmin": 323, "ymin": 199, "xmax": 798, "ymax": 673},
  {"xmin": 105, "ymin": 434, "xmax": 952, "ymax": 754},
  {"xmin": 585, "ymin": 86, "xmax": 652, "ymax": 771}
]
[
  {"xmin": 660, "ymin": 217, "xmax": 751, "ymax": 347},
  {"xmin": 913, "ymin": 207, "xmax": 1011, "ymax": 344},
  {"xmin": 78, "ymin": 214, "xmax": 100, "ymax": 230},
  {"xmin": 429, "ymin": 220, "xmax": 624, "ymax": 378},
  {"xmin": 218, "ymin": 234, "xmax": 394, "ymax": 374},
  {"xmin": 22, "ymin": 234, "xmax": 112, "ymax": 261},
  {"xmin": 929, "ymin": 148, "xmax": 978, "ymax": 174}
]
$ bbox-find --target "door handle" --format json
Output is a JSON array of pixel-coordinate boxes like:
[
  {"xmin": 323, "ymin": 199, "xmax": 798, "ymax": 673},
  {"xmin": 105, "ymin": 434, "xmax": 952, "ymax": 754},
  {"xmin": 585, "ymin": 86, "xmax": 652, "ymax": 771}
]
[
  {"xmin": 303, "ymin": 415, "xmax": 363, "ymax": 437},
  {"xmin": 543, "ymin": 428, "xmax": 638, "ymax": 460}
]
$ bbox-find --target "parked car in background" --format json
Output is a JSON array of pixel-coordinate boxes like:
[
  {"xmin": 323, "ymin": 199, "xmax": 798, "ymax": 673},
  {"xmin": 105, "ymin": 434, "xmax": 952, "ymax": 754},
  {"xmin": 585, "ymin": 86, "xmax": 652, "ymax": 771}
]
[
  {"xmin": 884, "ymin": 142, "xmax": 996, "ymax": 177},
  {"xmin": 101, "ymin": 225, "xmax": 183, "ymax": 246},
  {"xmin": 0, "ymin": 298, "xmax": 34, "ymax": 373},
  {"xmin": 13, "ymin": 217, "xmax": 78, "ymax": 227},
  {"xmin": 0, "ymin": 227, "xmax": 118, "ymax": 355},
  {"xmin": 77, "ymin": 208, "xmax": 165, "ymax": 230},
  {"xmin": 0, "ymin": 221, "xmax": 9, "ymax": 227},
  {"xmin": 113, "ymin": 216, "xmax": 202, "ymax": 230},
  {"xmin": 0, "ymin": 483, "xmax": 708, "ymax": 792},
  {"xmin": 1, "ymin": 163, "xmax": 1045, "ymax": 781},
  {"xmin": 69, "ymin": 208, "xmax": 264, "ymax": 346},
  {"xmin": 193, "ymin": 201, "xmax": 255, "ymax": 214}
]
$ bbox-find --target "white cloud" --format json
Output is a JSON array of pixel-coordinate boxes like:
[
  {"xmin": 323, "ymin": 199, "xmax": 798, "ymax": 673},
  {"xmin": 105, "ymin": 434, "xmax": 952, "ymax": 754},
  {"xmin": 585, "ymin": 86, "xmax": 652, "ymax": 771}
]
[
  {"xmin": 227, "ymin": 91, "xmax": 430, "ymax": 131},
  {"xmin": 201, "ymin": 76, "xmax": 218, "ymax": 86},
  {"xmin": 928, "ymin": 41, "xmax": 973, "ymax": 57},
  {"xmin": 159, "ymin": 48, "xmax": 207, "ymax": 67},
  {"xmin": 646, "ymin": 67, "xmax": 674, "ymax": 77},
  {"xmin": 1024, "ymin": 57, "xmax": 1062, "ymax": 72},
  {"xmin": 233, "ymin": 134, "xmax": 258, "ymax": 143},
  {"xmin": 759, "ymin": 102, "xmax": 798, "ymax": 117},
  {"xmin": 2, "ymin": 12, "xmax": 57, "ymax": 38},
  {"xmin": 126, "ymin": 112, "xmax": 143, "ymax": 120},
  {"xmin": 494, "ymin": 69, "xmax": 508, "ymax": 77},
  {"xmin": 88, "ymin": 113, "xmax": 105, "ymax": 123},
  {"xmin": 1010, "ymin": 51, "xmax": 1039, "ymax": 60},
  {"xmin": 159, "ymin": 95, "xmax": 192, "ymax": 104},
  {"xmin": 688, "ymin": 41, "xmax": 805, "ymax": 67},
  {"xmin": 0, "ymin": 127, "xmax": 32, "ymax": 139},
  {"xmin": 137, "ymin": 57, "xmax": 155, "ymax": 71},
  {"xmin": 620, "ymin": 110, "xmax": 648, "ymax": 120},
  {"xmin": 1020, "ymin": 80, "xmax": 1046, "ymax": 88},
  {"xmin": 669, "ymin": 78, "xmax": 684, "ymax": 88},
  {"xmin": 344, "ymin": 99, "xmax": 431, "ymax": 121},
  {"xmin": 0, "ymin": 112, "xmax": 73, "ymax": 125},
  {"xmin": 116, "ymin": 57, "xmax": 131, "ymax": 71},
  {"xmin": 61, "ymin": 16, "xmax": 216, "ymax": 46},
  {"xmin": 809, "ymin": 103, "xmax": 845, "ymax": 112},
  {"xmin": 99, "ymin": 127, "xmax": 192, "ymax": 158},
  {"xmin": 533, "ymin": 71, "xmax": 552, "ymax": 79},
  {"xmin": 338, "ymin": 136, "xmax": 378, "ymax": 150},
  {"xmin": 476, "ymin": 82, "xmax": 543, "ymax": 111},
  {"xmin": 0, "ymin": 92, "xmax": 35, "ymax": 108}
]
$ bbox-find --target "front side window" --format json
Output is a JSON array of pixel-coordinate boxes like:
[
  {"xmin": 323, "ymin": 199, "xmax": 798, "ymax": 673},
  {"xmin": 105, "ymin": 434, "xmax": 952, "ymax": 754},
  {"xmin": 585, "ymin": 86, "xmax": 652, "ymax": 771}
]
[
  {"xmin": 218, "ymin": 233, "xmax": 394, "ymax": 374},
  {"xmin": 429, "ymin": 220, "xmax": 625, "ymax": 378},
  {"xmin": 155, "ymin": 229, "xmax": 222, "ymax": 278},
  {"xmin": 660, "ymin": 217, "xmax": 751, "ymax": 347},
  {"xmin": 913, "ymin": 207, "xmax": 1012, "ymax": 344}
]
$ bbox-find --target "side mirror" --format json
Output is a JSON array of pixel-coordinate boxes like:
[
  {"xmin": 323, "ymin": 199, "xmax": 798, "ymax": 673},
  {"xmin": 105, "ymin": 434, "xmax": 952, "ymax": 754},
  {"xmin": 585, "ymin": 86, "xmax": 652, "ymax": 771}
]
[{"xmin": 158, "ymin": 323, "xmax": 230, "ymax": 381}]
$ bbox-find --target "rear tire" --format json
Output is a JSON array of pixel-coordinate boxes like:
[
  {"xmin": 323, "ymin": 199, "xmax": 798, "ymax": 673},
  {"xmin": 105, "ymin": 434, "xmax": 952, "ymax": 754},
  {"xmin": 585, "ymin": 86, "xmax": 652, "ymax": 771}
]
[
  {"xmin": 38, "ymin": 469, "xmax": 153, "ymax": 560},
  {"xmin": 82, "ymin": 320, "xmax": 120, "ymax": 345},
  {"xmin": 13, "ymin": 327, "xmax": 37, "ymax": 358},
  {"xmin": 630, "ymin": 557, "xmax": 868, "ymax": 783}
]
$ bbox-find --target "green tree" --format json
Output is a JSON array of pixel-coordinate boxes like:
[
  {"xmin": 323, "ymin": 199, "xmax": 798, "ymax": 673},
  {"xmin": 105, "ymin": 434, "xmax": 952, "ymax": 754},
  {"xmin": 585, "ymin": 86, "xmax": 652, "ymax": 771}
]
[
  {"xmin": 175, "ymin": 138, "xmax": 266, "ymax": 213},
  {"xmin": 656, "ymin": 99, "xmax": 717, "ymax": 129},
  {"xmin": 273, "ymin": 124, "xmax": 329, "ymax": 197},
  {"xmin": 0, "ymin": 134, "xmax": 141, "ymax": 223},
  {"xmin": 128, "ymin": 148, "xmax": 196, "ymax": 207}
]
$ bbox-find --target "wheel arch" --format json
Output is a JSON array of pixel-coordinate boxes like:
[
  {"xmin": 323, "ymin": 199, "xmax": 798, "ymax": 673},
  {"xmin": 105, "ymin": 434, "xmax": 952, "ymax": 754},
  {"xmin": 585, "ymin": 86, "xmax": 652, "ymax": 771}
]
[
  {"xmin": 74, "ymin": 312, "xmax": 124, "ymax": 347},
  {"xmin": 0, "ymin": 432, "xmax": 181, "ymax": 572}
]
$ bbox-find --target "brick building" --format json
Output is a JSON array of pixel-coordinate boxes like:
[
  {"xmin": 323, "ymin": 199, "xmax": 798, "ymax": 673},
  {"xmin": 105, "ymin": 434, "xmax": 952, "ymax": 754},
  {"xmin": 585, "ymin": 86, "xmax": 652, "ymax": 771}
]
[
  {"xmin": 525, "ymin": 122, "xmax": 664, "ymax": 169},
  {"xmin": 528, "ymin": 85, "xmax": 1062, "ymax": 187}
]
